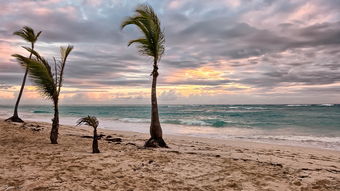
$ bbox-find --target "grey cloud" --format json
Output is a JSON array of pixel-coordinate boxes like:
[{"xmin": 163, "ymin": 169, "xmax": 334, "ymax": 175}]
[{"xmin": 1, "ymin": 0, "xmax": 340, "ymax": 103}]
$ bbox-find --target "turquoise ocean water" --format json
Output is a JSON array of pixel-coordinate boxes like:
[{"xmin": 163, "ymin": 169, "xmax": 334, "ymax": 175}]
[{"xmin": 1, "ymin": 104, "xmax": 339, "ymax": 150}]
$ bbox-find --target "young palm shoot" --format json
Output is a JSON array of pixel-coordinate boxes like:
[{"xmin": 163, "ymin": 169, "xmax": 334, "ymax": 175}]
[
  {"xmin": 12, "ymin": 45, "xmax": 73, "ymax": 144},
  {"xmin": 6, "ymin": 26, "xmax": 41, "ymax": 123},
  {"xmin": 121, "ymin": 4, "xmax": 167, "ymax": 148},
  {"xmin": 77, "ymin": 116, "xmax": 100, "ymax": 153}
]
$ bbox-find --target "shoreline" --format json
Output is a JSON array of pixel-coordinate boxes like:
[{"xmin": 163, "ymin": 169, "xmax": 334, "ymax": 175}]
[
  {"xmin": 1, "ymin": 118, "xmax": 340, "ymax": 190},
  {"xmin": 4, "ymin": 111, "xmax": 339, "ymax": 152},
  {"xmin": 24, "ymin": 117, "xmax": 340, "ymax": 153}
]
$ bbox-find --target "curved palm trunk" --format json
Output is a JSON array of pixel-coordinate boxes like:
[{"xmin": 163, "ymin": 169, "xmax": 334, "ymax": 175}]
[
  {"xmin": 145, "ymin": 63, "xmax": 167, "ymax": 148},
  {"xmin": 93, "ymin": 127, "xmax": 100, "ymax": 153},
  {"xmin": 6, "ymin": 44, "xmax": 34, "ymax": 123},
  {"xmin": 50, "ymin": 99, "xmax": 59, "ymax": 144}
]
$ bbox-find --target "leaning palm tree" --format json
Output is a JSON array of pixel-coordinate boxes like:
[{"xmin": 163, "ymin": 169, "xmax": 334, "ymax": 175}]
[
  {"xmin": 6, "ymin": 26, "xmax": 41, "ymax": 123},
  {"xmin": 77, "ymin": 116, "xmax": 100, "ymax": 153},
  {"xmin": 121, "ymin": 4, "xmax": 167, "ymax": 147},
  {"xmin": 12, "ymin": 45, "xmax": 73, "ymax": 144}
]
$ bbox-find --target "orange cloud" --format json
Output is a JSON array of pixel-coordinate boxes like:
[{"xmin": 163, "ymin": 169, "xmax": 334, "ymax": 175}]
[
  {"xmin": 165, "ymin": 66, "xmax": 226, "ymax": 83},
  {"xmin": 0, "ymin": 91, "xmax": 15, "ymax": 99}
]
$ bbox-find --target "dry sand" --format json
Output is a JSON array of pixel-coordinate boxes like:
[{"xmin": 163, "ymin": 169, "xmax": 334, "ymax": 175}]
[{"xmin": 0, "ymin": 119, "xmax": 339, "ymax": 191}]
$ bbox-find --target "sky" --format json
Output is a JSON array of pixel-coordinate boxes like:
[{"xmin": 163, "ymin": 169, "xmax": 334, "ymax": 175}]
[{"xmin": 0, "ymin": 0, "xmax": 340, "ymax": 105}]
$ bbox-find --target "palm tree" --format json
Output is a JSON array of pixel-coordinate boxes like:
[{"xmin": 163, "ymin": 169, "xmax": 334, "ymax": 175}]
[
  {"xmin": 77, "ymin": 116, "xmax": 100, "ymax": 153},
  {"xmin": 6, "ymin": 26, "xmax": 41, "ymax": 123},
  {"xmin": 12, "ymin": 45, "xmax": 73, "ymax": 144},
  {"xmin": 121, "ymin": 4, "xmax": 167, "ymax": 147}
]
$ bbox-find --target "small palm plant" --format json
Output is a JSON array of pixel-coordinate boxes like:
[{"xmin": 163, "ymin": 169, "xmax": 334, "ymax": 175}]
[
  {"xmin": 6, "ymin": 26, "xmax": 41, "ymax": 123},
  {"xmin": 77, "ymin": 116, "xmax": 100, "ymax": 153},
  {"xmin": 12, "ymin": 45, "xmax": 73, "ymax": 144},
  {"xmin": 121, "ymin": 4, "xmax": 167, "ymax": 148}
]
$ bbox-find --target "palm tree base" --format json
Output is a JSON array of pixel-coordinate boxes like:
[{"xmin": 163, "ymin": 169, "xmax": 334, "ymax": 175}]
[
  {"xmin": 5, "ymin": 116, "xmax": 24, "ymax": 123},
  {"xmin": 144, "ymin": 137, "xmax": 168, "ymax": 148}
]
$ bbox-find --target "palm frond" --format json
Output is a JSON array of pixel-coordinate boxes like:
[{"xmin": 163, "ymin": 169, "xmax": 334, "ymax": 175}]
[
  {"xmin": 12, "ymin": 54, "xmax": 56, "ymax": 99},
  {"xmin": 77, "ymin": 116, "xmax": 99, "ymax": 128},
  {"xmin": 13, "ymin": 26, "xmax": 42, "ymax": 43},
  {"xmin": 121, "ymin": 4, "xmax": 165, "ymax": 62},
  {"xmin": 60, "ymin": 45, "xmax": 74, "ymax": 64},
  {"xmin": 22, "ymin": 46, "xmax": 50, "ymax": 69},
  {"xmin": 57, "ymin": 45, "xmax": 73, "ymax": 95}
]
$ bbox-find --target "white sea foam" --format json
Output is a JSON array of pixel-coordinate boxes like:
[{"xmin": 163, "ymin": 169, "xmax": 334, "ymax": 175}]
[
  {"xmin": 119, "ymin": 118, "xmax": 150, "ymax": 123},
  {"xmin": 319, "ymin": 104, "xmax": 334, "ymax": 107},
  {"xmin": 179, "ymin": 119, "xmax": 209, "ymax": 126},
  {"xmin": 286, "ymin": 104, "xmax": 310, "ymax": 107}
]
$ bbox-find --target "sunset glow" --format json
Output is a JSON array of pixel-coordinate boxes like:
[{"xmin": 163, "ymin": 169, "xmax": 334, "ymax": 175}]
[{"xmin": 1, "ymin": 0, "xmax": 339, "ymax": 105}]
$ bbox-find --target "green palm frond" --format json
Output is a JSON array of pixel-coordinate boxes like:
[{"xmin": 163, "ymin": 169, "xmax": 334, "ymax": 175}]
[
  {"xmin": 13, "ymin": 26, "xmax": 42, "ymax": 44},
  {"xmin": 77, "ymin": 115, "xmax": 99, "ymax": 128},
  {"xmin": 22, "ymin": 46, "xmax": 50, "ymax": 69},
  {"xmin": 13, "ymin": 54, "xmax": 56, "ymax": 99},
  {"xmin": 121, "ymin": 4, "xmax": 165, "ymax": 62}
]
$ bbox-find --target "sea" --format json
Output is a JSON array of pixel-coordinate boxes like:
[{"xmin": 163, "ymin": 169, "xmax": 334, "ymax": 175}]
[{"xmin": 1, "ymin": 104, "xmax": 339, "ymax": 151}]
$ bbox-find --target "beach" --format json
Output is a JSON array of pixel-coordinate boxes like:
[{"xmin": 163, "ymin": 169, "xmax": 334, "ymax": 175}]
[{"xmin": 1, "ymin": 119, "xmax": 339, "ymax": 191}]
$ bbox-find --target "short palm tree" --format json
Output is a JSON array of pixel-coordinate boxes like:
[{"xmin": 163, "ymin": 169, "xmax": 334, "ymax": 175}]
[
  {"xmin": 6, "ymin": 26, "xmax": 41, "ymax": 123},
  {"xmin": 77, "ymin": 116, "xmax": 100, "ymax": 153},
  {"xmin": 12, "ymin": 45, "xmax": 73, "ymax": 144},
  {"xmin": 121, "ymin": 4, "xmax": 167, "ymax": 147}
]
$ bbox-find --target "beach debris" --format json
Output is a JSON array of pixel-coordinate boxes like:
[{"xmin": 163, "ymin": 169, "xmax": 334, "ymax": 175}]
[
  {"xmin": 77, "ymin": 116, "xmax": 100, "ymax": 153},
  {"xmin": 20, "ymin": 123, "xmax": 44, "ymax": 132},
  {"xmin": 105, "ymin": 137, "xmax": 122, "ymax": 143}
]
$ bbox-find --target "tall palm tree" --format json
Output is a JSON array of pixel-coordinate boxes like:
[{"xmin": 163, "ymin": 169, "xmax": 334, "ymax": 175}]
[
  {"xmin": 12, "ymin": 45, "xmax": 73, "ymax": 144},
  {"xmin": 6, "ymin": 26, "xmax": 41, "ymax": 123},
  {"xmin": 77, "ymin": 116, "xmax": 100, "ymax": 153},
  {"xmin": 121, "ymin": 4, "xmax": 167, "ymax": 147}
]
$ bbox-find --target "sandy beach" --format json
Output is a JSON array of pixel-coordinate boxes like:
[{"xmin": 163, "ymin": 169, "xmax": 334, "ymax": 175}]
[{"xmin": 0, "ymin": 119, "xmax": 339, "ymax": 191}]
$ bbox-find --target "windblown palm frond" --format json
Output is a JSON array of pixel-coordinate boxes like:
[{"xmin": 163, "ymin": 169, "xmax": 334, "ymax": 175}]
[
  {"xmin": 60, "ymin": 45, "xmax": 73, "ymax": 64},
  {"xmin": 22, "ymin": 46, "xmax": 50, "ymax": 69},
  {"xmin": 13, "ymin": 26, "xmax": 42, "ymax": 44},
  {"xmin": 13, "ymin": 54, "xmax": 56, "ymax": 99},
  {"xmin": 57, "ymin": 45, "xmax": 73, "ymax": 94},
  {"xmin": 77, "ymin": 116, "xmax": 99, "ymax": 128},
  {"xmin": 14, "ymin": 45, "xmax": 73, "ymax": 99},
  {"xmin": 121, "ymin": 4, "xmax": 165, "ymax": 62}
]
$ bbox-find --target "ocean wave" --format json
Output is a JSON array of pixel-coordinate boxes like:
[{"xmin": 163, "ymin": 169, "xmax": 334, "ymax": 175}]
[
  {"xmin": 318, "ymin": 104, "xmax": 334, "ymax": 107},
  {"xmin": 286, "ymin": 104, "xmax": 310, "ymax": 107},
  {"xmin": 212, "ymin": 120, "xmax": 227, "ymax": 127},
  {"xmin": 33, "ymin": 110, "xmax": 51, "ymax": 114},
  {"xmin": 119, "ymin": 118, "xmax": 150, "ymax": 123},
  {"xmin": 228, "ymin": 106, "xmax": 239, "ymax": 109},
  {"xmin": 117, "ymin": 117, "xmax": 228, "ymax": 127},
  {"xmin": 244, "ymin": 107, "xmax": 266, "ymax": 110},
  {"xmin": 178, "ymin": 119, "xmax": 209, "ymax": 126}
]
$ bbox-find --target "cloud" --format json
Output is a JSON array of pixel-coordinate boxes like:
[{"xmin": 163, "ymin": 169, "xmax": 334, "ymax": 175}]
[{"xmin": 0, "ymin": 0, "xmax": 339, "ymax": 104}]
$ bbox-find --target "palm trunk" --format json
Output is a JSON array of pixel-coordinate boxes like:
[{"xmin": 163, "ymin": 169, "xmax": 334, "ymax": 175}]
[
  {"xmin": 93, "ymin": 127, "xmax": 100, "ymax": 153},
  {"xmin": 144, "ymin": 62, "xmax": 167, "ymax": 148},
  {"xmin": 5, "ymin": 44, "xmax": 34, "ymax": 123},
  {"xmin": 50, "ymin": 99, "xmax": 59, "ymax": 144}
]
